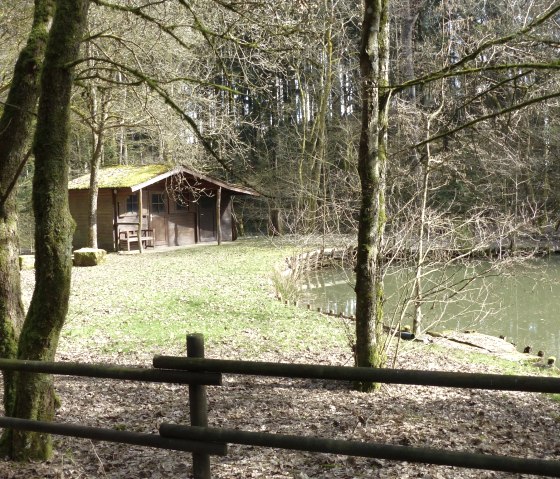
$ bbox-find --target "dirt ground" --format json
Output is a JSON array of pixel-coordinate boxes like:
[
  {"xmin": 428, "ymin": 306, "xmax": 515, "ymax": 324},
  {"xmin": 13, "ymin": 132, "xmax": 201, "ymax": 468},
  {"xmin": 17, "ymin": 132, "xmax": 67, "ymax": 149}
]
[{"xmin": 0, "ymin": 336, "xmax": 558, "ymax": 479}]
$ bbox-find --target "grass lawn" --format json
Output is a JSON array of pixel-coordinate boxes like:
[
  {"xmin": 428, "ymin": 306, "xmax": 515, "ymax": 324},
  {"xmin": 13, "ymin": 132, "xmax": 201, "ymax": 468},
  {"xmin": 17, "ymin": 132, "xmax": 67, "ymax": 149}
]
[{"xmin": 44, "ymin": 237, "xmax": 351, "ymax": 360}]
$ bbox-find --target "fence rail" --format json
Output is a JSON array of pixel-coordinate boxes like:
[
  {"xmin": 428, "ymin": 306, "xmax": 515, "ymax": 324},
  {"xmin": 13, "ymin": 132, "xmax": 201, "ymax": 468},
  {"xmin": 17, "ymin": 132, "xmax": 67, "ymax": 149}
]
[
  {"xmin": 1, "ymin": 333, "xmax": 559, "ymax": 478},
  {"xmin": 153, "ymin": 355, "xmax": 560, "ymax": 392},
  {"xmin": 159, "ymin": 424, "xmax": 560, "ymax": 477},
  {"xmin": 0, "ymin": 417, "xmax": 227, "ymax": 455},
  {"xmin": 0, "ymin": 358, "xmax": 221, "ymax": 385}
]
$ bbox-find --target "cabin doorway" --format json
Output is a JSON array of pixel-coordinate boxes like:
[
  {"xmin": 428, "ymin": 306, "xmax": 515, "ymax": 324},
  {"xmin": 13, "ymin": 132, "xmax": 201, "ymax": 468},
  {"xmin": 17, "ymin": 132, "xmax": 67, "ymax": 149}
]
[
  {"xmin": 150, "ymin": 191, "xmax": 168, "ymax": 246},
  {"xmin": 198, "ymin": 196, "xmax": 216, "ymax": 242},
  {"xmin": 168, "ymin": 194, "xmax": 196, "ymax": 246}
]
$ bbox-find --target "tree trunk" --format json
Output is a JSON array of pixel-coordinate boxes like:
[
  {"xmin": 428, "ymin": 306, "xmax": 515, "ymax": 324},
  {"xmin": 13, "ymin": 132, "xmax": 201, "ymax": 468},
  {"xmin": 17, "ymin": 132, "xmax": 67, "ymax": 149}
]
[
  {"xmin": 412, "ymin": 136, "xmax": 430, "ymax": 335},
  {"xmin": 295, "ymin": 1, "xmax": 335, "ymax": 234},
  {"xmin": 412, "ymin": 103, "xmax": 443, "ymax": 335},
  {"xmin": 306, "ymin": 6, "xmax": 333, "ymax": 233},
  {"xmin": 216, "ymin": 187, "xmax": 222, "ymax": 245},
  {"xmin": 10, "ymin": 0, "xmax": 90, "ymax": 460},
  {"xmin": 0, "ymin": 0, "xmax": 55, "ymax": 430},
  {"xmin": 88, "ymin": 140, "xmax": 102, "ymax": 249},
  {"xmin": 138, "ymin": 189, "xmax": 143, "ymax": 253},
  {"xmin": 354, "ymin": 0, "xmax": 390, "ymax": 392},
  {"xmin": 87, "ymin": 85, "xmax": 108, "ymax": 249},
  {"xmin": 401, "ymin": 0, "xmax": 419, "ymax": 101}
]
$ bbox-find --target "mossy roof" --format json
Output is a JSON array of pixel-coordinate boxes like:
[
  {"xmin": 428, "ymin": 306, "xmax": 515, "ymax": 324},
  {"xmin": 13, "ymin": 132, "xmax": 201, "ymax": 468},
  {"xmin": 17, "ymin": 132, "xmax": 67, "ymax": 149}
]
[
  {"xmin": 68, "ymin": 164, "xmax": 171, "ymax": 190},
  {"xmin": 68, "ymin": 164, "xmax": 259, "ymax": 196}
]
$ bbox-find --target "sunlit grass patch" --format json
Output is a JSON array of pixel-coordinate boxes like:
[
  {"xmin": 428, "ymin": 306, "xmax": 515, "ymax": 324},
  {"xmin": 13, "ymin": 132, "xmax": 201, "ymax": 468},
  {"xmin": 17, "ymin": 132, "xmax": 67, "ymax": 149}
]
[{"xmin": 58, "ymin": 237, "xmax": 347, "ymax": 357}]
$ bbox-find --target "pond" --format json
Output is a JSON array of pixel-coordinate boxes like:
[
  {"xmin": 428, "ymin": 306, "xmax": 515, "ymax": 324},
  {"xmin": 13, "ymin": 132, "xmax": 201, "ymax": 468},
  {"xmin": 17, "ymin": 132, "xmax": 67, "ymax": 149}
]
[{"xmin": 299, "ymin": 256, "xmax": 560, "ymax": 360}]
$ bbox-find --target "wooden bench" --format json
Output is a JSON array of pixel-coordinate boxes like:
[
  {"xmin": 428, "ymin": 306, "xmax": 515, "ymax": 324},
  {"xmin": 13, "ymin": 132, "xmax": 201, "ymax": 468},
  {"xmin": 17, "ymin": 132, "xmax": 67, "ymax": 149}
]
[{"xmin": 118, "ymin": 229, "xmax": 154, "ymax": 251}]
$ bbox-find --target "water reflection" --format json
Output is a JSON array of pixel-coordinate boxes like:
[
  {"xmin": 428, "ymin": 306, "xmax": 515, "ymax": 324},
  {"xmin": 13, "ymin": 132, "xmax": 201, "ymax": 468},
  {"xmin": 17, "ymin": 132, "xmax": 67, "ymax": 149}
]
[{"xmin": 300, "ymin": 257, "xmax": 560, "ymax": 359}]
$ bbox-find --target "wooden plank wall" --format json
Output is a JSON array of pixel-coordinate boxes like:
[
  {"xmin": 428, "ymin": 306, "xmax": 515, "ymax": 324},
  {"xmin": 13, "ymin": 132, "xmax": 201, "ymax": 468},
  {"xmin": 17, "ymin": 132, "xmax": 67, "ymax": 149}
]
[
  {"xmin": 68, "ymin": 190, "xmax": 89, "ymax": 249},
  {"xmin": 220, "ymin": 193, "xmax": 233, "ymax": 242},
  {"xmin": 69, "ymin": 189, "xmax": 118, "ymax": 251},
  {"xmin": 97, "ymin": 190, "xmax": 115, "ymax": 250}
]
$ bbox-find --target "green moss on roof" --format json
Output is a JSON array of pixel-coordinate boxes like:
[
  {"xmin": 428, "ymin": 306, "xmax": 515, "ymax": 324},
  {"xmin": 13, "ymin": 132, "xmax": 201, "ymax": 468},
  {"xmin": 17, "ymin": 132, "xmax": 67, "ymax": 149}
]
[{"xmin": 69, "ymin": 164, "xmax": 171, "ymax": 190}]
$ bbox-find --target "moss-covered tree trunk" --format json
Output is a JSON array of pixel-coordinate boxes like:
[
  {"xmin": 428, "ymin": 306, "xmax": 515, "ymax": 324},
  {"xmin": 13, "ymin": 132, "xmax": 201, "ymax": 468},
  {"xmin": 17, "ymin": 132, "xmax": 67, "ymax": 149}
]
[
  {"xmin": 0, "ymin": 0, "xmax": 55, "ymax": 424},
  {"xmin": 354, "ymin": 0, "xmax": 390, "ymax": 392},
  {"xmin": 9, "ymin": 0, "xmax": 90, "ymax": 460}
]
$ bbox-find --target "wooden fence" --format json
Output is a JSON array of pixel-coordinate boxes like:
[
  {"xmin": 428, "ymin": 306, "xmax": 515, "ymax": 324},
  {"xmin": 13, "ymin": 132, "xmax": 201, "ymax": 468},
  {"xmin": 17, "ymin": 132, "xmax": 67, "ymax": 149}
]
[{"xmin": 1, "ymin": 333, "xmax": 560, "ymax": 478}]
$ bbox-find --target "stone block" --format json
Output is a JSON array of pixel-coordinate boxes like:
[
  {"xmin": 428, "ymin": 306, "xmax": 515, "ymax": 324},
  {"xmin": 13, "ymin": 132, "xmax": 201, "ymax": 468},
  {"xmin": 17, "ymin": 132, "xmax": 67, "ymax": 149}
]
[
  {"xmin": 73, "ymin": 248, "xmax": 107, "ymax": 267},
  {"xmin": 19, "ymin": 255, "xmax": 35, "ymax": 270}
]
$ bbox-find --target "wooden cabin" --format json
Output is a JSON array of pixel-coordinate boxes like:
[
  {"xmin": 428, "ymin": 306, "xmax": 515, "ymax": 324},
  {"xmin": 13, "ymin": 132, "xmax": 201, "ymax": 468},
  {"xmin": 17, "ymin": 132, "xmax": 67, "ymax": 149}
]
[{"xmin": 68, "ymin": 164, "xmax": 258, "ymax": 252}]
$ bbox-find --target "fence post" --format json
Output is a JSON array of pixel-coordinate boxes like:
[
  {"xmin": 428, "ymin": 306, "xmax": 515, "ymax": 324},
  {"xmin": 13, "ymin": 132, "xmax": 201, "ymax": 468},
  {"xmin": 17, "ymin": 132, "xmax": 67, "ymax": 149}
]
[{"xmin": 187, "ymin": 333, "xmax": 211, "ymax": 479}]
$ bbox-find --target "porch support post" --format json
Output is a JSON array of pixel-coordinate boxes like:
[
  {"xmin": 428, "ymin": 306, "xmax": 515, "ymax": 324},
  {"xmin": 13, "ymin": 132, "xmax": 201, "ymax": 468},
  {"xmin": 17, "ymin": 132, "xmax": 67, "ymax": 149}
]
[
  {"xmin": 138, "ymin": 188, "xmax": 143, "ymax": 253},
  {"xmin": 112, "ymin": 189, "xmax": 118, "ymax": 251},
  {"xmin": 216, "ymin": 186, "xmax": 222, "ymax": 246}
]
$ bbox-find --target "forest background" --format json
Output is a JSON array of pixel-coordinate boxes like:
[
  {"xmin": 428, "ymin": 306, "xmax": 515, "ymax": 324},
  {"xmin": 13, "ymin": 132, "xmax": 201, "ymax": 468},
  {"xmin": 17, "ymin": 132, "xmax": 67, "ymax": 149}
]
[{"xmin": 4, "ymin": 0, "xmax": 559, "ymax": 250}]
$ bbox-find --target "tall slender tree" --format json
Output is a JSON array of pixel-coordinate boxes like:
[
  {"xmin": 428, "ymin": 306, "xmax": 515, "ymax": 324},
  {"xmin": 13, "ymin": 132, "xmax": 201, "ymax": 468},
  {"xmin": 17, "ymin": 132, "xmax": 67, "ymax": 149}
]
[{"xmin": 354, "ymin": 0, "xmax": 391, "ymax": 391}]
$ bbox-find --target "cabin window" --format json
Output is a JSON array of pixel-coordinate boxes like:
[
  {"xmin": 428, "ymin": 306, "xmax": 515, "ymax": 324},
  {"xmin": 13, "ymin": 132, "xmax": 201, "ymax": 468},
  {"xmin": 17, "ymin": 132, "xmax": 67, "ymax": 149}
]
[
  {"xmin": 126, "ymin": 195, "xmax": 138, "ymax": 214},
  {"xmin": 151, "ymin": 193, "xmax": 166, "ymax": 214}
]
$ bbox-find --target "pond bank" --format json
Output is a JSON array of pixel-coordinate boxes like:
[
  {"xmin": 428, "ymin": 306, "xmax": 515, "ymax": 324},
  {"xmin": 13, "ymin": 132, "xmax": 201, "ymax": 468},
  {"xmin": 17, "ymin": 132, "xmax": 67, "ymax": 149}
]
[
  {"xmin": 280, "ymin": 243, "xmax": 560, "ymax": 364},
  {"xmin": 283, "ymin": 237, "xmax": 560, "ymax": 278}
]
